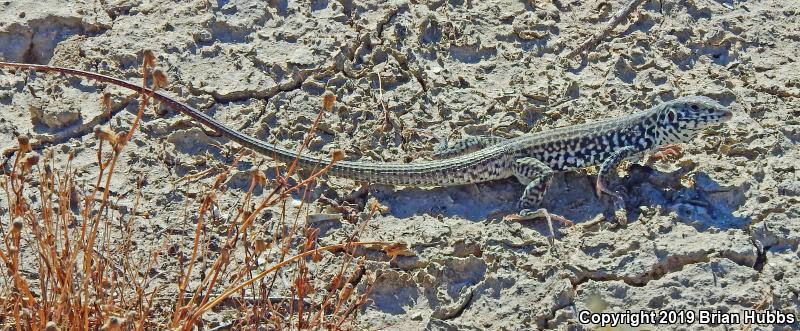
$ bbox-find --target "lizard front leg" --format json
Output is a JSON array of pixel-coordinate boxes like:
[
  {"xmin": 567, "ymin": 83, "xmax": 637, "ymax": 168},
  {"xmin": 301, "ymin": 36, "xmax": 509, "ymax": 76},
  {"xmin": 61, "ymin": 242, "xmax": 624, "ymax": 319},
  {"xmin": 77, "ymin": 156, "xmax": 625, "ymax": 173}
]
[
  {"xmin": 646, "ymin": 144, "xmax": 684, "ymax": 164},
  {"xmin": 504, "ymin": 157, "xmax": 573, "ymax": 241},
  {"xmin": 595, "ymin": 146, "xmax": 638, "ymax": 199},
  {"xmin": 596, "ymin": 146, "xmax": 639, "ymax": 224}
]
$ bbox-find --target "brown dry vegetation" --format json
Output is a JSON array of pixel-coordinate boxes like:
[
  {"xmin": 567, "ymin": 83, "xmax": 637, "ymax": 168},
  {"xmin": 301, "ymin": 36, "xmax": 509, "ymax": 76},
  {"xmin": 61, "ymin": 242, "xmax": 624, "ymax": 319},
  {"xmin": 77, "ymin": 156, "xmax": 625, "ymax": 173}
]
[
  {"xmin": 0, "ymin": 55, "xmax": 403, "ymax": 330},
  {"xmin": 3, "ymin": 0, "xmax": 798, "ymax": 329}
]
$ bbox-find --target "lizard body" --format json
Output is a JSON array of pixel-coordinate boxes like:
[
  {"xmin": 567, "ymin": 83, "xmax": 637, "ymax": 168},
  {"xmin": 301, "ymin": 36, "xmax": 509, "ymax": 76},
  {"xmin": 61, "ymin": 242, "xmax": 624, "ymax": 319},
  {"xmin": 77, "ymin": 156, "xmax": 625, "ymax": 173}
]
[{"xmin": 0, "ymin": 62, "xmax": 732, "ymax": 219}]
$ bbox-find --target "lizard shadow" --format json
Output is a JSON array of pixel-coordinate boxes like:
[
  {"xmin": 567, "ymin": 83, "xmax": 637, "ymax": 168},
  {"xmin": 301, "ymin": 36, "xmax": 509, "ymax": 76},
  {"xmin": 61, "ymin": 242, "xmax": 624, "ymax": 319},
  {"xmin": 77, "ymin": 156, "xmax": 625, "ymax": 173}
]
[
  {"xmin": 368, "ymin": 171, "xmax": 604, "ymax": 224},
  {"xmin": 621, "ymin": 164, "xmax": 750, "ymax": 231},
  {"xmin": 368, "ymin": 164, "xmax": 750, "ymax": 233}
]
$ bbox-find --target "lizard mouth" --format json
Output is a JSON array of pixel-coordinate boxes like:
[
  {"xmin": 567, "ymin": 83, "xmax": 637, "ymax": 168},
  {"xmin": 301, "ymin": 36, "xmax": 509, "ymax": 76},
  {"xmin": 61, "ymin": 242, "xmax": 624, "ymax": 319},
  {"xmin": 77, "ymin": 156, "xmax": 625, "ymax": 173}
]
[{"xmin": 720, "ymin": 109, "xmax": 733, "ymax": 121}]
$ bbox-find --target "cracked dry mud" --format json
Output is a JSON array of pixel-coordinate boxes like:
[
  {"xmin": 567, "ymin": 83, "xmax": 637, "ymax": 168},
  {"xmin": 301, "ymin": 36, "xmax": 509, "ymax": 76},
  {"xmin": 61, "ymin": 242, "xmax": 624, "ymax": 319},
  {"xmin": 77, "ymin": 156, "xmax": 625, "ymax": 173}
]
[{"xmin": 1, "ymin": 0, "xmax": 799, "ymax": 330}]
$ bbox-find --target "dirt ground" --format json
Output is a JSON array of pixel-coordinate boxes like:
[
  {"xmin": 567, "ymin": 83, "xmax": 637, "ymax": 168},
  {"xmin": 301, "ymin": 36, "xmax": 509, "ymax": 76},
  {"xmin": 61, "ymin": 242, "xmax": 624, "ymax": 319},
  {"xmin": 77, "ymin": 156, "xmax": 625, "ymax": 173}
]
[{"xmin": 1, "ymin": 0, "xmax": 798, "ymax": 329}]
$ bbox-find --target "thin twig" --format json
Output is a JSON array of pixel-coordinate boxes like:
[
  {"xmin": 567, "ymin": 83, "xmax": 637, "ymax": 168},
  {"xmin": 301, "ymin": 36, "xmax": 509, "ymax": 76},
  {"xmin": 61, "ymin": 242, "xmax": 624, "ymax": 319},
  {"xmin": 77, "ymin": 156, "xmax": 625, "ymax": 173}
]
[
  {"xmin": 375, "ymin": 72, "xmax": 391, "ymax": 132},
  {"xmin": 563, "ymin": 0, "xmax": 647, "ymax": 59},
  {"xmin": 190, "ymin": 241, "xmax": 388, "ymax": 320}
]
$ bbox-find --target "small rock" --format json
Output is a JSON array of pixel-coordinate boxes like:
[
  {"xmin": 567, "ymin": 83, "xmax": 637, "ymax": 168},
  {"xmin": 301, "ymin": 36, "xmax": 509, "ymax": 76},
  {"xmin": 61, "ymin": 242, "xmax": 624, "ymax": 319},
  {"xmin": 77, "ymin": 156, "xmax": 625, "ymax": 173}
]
[
  {"xmin": 777, "ymin": 180, "xmax": 800, "ymax": 196},
  {"xmin": 29, "ymin": 104, "xmax": 80, "ymax": 128}
]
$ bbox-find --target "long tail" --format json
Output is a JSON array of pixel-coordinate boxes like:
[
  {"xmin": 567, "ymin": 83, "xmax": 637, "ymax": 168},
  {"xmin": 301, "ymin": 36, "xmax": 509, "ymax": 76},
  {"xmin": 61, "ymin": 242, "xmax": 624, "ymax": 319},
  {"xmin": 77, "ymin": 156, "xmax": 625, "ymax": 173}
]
[{"xmin": 0, "ymin": 62, "xmax": 505, "ymax": 186}]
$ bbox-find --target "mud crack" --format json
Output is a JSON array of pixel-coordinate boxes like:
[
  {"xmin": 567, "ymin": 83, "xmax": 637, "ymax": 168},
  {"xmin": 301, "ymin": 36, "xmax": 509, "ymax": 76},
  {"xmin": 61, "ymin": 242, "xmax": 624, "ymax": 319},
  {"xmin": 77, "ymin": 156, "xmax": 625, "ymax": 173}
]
[
  {"xmin": 571, "ymin": 253, "xmax": 716, "ymax": 288},
  {"xmin": 431, "ymin": 286, "xmax": 475, "ymax": 320}
]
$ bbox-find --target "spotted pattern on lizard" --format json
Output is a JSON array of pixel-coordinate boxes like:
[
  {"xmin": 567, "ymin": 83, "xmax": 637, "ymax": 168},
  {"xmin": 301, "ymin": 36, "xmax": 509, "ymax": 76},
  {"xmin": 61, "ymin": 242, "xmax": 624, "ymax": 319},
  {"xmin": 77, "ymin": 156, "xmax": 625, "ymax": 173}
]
[{"xmin": 0, "ymin": 62, "xmax": 733, "ymax": 220}]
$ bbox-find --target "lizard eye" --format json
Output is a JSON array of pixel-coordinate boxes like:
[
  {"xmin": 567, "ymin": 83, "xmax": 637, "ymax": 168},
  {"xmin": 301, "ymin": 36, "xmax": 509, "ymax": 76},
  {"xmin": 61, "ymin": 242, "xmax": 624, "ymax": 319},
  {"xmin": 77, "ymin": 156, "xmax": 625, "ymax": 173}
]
[{"xmin": 690, "ymin": 104, "xmax": 699, "ymax": 111}]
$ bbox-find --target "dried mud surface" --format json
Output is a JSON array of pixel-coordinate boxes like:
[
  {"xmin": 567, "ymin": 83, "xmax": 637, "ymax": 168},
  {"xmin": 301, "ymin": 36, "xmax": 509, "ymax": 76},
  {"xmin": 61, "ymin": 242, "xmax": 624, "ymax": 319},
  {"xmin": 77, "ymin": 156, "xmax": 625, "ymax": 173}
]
[{"xmin": 1, "ymin": 0, "xmax": 799, "ymax": 329}]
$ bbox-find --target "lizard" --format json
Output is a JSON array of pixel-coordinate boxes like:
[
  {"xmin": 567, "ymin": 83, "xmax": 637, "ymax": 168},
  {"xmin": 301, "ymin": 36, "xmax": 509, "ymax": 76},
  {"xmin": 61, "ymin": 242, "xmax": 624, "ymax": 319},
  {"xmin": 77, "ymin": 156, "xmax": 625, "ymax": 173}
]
[{"xmin": 0, "ymin": 62, "xmax": 733, "ymax": 229}]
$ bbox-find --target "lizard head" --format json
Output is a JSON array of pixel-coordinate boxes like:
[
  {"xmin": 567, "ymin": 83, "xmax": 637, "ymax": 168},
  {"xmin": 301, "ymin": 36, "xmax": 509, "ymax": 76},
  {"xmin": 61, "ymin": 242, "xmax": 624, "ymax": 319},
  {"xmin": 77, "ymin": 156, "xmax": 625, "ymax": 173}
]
[{"xmin": 655, "ymin": 96, "xmax": 732, "ymax": 143}]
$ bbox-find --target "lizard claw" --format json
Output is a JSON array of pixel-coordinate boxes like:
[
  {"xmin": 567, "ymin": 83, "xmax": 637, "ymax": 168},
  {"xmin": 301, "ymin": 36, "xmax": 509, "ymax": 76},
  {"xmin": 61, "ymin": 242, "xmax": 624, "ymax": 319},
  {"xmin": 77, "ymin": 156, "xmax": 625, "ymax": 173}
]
[
  {"xmin": 595, "ymin": 176, "xmax": 625, "ymax": 201},
  {"xmin": 595, "ymin": 176, "xmax": 605, "ymax": 199},
  {"xmin": 594, "ymin": 178, "xmax": 629, "ymax": 225},
  {"xmin": 504, "ymin": 208, "xmax": 574, "ymax": 245},
  {"xmin": 647, "ymin": 144, "xmax": 685, "ymax": 163}
]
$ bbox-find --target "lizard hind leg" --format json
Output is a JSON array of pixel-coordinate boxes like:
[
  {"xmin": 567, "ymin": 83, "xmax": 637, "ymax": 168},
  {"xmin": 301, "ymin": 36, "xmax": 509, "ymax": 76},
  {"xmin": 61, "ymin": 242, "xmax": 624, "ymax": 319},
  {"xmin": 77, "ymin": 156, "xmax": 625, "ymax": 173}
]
[{"xmin": 504, "ymin": 157, "xmax": 573, "ymax": 243}]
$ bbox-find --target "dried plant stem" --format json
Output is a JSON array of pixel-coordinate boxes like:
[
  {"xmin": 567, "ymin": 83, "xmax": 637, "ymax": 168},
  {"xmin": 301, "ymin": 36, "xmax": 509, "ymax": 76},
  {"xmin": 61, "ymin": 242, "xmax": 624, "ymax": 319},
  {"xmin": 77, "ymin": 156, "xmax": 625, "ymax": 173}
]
[
  {"xmin": 1, "ymin": 53, "xmax": 383, "ymax": 330},
  {"xmin": 285, "ymin": 100, "xmax": 330, "ymax": 177},
  {"xmin": 563, "ymin": 0, "xmax": 647, "ymax": 59},
  {"xmin": 126, "ymin": 50, "xmax": 156, "ymax": 142},
  {"xmin": 190, "ymin": 241, "xmax": 387, "ymax": 321}
]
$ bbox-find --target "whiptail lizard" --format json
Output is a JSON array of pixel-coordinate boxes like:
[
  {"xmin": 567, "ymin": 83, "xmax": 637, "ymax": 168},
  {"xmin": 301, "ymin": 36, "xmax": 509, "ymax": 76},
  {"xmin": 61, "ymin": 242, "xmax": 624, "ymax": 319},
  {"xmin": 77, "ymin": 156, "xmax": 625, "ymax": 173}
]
[{"xmin": 0, "ymin": 62, "xmax": 733, "ymax": 224}]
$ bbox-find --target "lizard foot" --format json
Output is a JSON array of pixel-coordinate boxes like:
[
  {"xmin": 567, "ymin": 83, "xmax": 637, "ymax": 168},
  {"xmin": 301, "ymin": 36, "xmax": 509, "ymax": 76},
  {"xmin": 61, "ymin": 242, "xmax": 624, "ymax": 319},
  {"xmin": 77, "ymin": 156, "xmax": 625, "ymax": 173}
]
[
  {"xmin": 595, "ymin": 175, "xmax": 626, "ymax": 200},
  {"xmin": 594, "ymin": 180, "xmax": 629, "ymax": 225},
  {"xmin": 504, "ymin": 208, "xmax": 574, "ymax": 244},
  {"xmin": 647, "ymin": 144, "xmax": 684, "ymax": 164}
]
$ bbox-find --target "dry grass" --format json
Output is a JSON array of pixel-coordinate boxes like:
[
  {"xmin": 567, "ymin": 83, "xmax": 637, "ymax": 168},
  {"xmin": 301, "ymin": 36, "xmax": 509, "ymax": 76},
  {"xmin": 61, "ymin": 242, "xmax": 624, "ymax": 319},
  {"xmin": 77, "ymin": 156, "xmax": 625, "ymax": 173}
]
[{"xmin": 0, "ymin": 53, "xmax": 400, "ymax": 330}]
